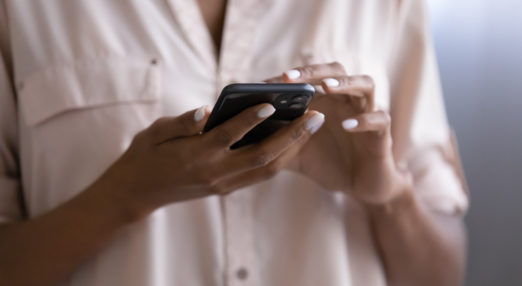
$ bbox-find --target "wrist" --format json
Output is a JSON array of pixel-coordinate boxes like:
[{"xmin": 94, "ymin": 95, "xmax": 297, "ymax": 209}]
[
  {"xmin": 86, "ymin": 177, "xmax": 151, "ymax": 225},
  {"xmin": 354, "ymin": 163, "xmax": 415, "ymax": 208},
  {"xmin": 364, "ymin": 185, "xmax": 417, "ymax": 218}
]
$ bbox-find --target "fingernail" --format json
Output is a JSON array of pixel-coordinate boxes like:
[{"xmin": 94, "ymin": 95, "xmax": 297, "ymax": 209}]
[
  {"xmin": 306, "ymin": 113, "xmax": 325, "ymax": 134},
  {"xmin": 342, "ymin": 118, "xmax": 358, "ymax": 130},
  {"xmin": 257, "ymin": 105, "xmax": 276, "ymax": 118},
  {"xmin": 284, "ymin": 69, "xmax": 301, "ymax": 80},
  {"xmin": 194, "ymin": 106, "xmax": 207, "ymax": 122},
  {"xmin": 323, "ymin": 78, "xmax": 339, "ymax": 87}
]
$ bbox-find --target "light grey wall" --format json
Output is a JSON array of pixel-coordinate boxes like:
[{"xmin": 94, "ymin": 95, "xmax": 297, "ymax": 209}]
[{"xmin": 427, "ymin": 1, "xmax": 522, "ymax": 285}]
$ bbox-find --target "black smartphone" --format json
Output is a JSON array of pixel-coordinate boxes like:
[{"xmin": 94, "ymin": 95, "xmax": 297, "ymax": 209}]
[{"xmin": 204, "ymin": 83, "xmax": 315, "ymax": 149}]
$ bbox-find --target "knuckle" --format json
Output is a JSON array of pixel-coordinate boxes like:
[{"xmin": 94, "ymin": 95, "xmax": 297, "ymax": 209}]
[
  {"xmin": 133, "ymin": 129, "xmax": 147, "ymax": 141},
  {"xmin": 339, "ymin": 76, "xmax": 352, "ymax": 87},
  {"xmin": 330, "ymin": 61, "xmax": 346, "ymax": 73},
  {"xmin": 357, "ymin": 116, "xmax": 369, "ymax": 127},
  {"xmin": 150, "ymin": 117, "xmax": 166, "ymax": 128},
  {"xmin": 246, "ymin": 111, "xmax": 261, "ymax": 126},
  {"xmin": 177, "ymin": 115, "xmax": 194, "ymax": 135},
  {"xmin": 178, "ymin": 143, "xmax": 197, "ymax": 161},
  {"xmin": 300, "ymin": 65, "xmax": 316, "ymax": 78},
  {"xmin": 146, "ymin": 118, "xmax": 165, "ymax": 135},
  {"xmin": 149, "ymin": 117, "xmax": 162, "ymax": 128},
  {"xmin": 291, "ymin": 126, "xmax": 305, "ymax": 140},
  {"xmin": 214, "ymin": 128, "xmax": 235, "ymax": 146},
  {"xmin": 133, "ymin": 129, "xmax": 150, "ymax": 145},
  {"xmin": 381, "ymin": 111, "xmax": 392, "ymax": 126},
  {"xmin": 360, "ymin": 75, "xmax": 375, "ymax": 89},
  {"xmin": 252, "ymin": 150, "xmax": 273, "ymax": 167}
]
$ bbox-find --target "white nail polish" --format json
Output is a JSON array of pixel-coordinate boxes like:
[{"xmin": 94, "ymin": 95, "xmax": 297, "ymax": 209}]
[
  {"xmin": 323, "ymin": 78, "xmax": 339, "ymax": 87},
  {"xmin": 285, "ymin": 69, "xmax": 301, "ymax": 80},
  {"xmin": 194, "ymin": 106, "xmax": 207, "ymax": 122},
  {"xmin": 306, "ymin": 113, "xmax": 325, "ymax": 134},
  {"xmin": 342, "ymin": 119, "xmax": 358, "ymax": 130},
  {"xmin": 257, "ymin": 105, "xmax": 276, "ymax": 118}
]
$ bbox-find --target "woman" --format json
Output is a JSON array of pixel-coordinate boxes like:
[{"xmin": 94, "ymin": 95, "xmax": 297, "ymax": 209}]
[{"xmin": 0, "ymin": 0, "xmax": 468, "ymax": 285}]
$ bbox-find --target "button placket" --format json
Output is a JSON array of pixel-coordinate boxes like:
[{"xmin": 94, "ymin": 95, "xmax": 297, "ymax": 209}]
[
  {"xmin": 217, "ymin": 0, "xmax": 269, "ymax": 94},
  {"xmin": 165, "ymin": 0, "xmax": 217, "ymax": 73},
  {"xmin": 218, "ymin": 2, "xmax": 269, "ymax": 284},
  {"xmin": 223, "ymin": 191, "xmax": 255, "ymax": 285}
]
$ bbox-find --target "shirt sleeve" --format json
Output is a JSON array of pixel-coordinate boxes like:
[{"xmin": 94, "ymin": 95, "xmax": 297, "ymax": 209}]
[
  {"xmin": 388, "ymin": 0, "xmax": 468, "ymax": 215},
  {"xmin": 0, "ymin": 1, "xmax": 24, "ymax": 223}
]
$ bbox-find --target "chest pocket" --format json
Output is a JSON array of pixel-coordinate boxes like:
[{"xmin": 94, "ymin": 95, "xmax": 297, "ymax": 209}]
[
  {"xmin": 18, "ymin": 56, "xmax": 162, "ymax": 126},
  {"xmin": 15, "ymin": 56, "xmax": 164, "ymax": 214}
]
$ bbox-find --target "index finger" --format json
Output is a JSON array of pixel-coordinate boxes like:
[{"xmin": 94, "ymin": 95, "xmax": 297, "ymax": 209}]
[
  {"xmin": 203, "ymin": 103, "xmax": 276, "ymax": 149},
  {"xmin": 227, "ymin": 111, "xmax": 324, "ymax": 173},
  {"xmin": 282, "ymin": 62, "xmax": 347, "ymax": 84}
]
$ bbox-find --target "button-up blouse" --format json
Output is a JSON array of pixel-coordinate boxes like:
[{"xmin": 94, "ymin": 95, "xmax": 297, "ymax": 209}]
[{"xmin": 0, "ymin": 0, "xmax": 468, "ymax": 285}]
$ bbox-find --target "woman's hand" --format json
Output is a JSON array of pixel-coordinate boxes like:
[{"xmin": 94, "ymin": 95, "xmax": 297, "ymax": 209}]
[
  {"xmin": 93, "ymin": 104, "xmax": 325, "ymax": 217},
  {"xmin": 268, "ymin": 62, "xmax": 412, "ymax": 205}
]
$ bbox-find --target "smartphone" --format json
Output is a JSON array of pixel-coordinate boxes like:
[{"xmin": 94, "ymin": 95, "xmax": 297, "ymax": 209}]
[{"xmin": 204, "ymin": 83, "xmax": 315, "ymax": 149}]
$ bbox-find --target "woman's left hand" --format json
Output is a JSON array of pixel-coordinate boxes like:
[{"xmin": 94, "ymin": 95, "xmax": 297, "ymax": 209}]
[{"xmin": 267, "ymin": 62, "xmax": 412, "ymax": 205}]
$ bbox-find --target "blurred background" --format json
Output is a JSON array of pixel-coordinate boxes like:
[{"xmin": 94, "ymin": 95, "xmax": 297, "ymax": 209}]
[{"xmin": 427, "ymin": 0, "xmax": 522, "ymax": 285}]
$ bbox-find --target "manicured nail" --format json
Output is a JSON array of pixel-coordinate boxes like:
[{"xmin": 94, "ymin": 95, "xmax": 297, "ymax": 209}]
[
  {"xmin": 323, "ymin": 78, "xmax": 339, "ymax": 87},
  {"xmin": 342, "ymin": 119, "xmax": 358, "ymax": 130},
  {"xmin": 306, "ymin": 113, "xmax": 325, "ymax": 134},
  {"xmin": 194, "ymin": 106, "xmax": 208, "ymax": 122},
  {"xmin": 284, "ymin": 69, "xmax": 301, "ymax": 80},
  {"xmin": 257, "ymin": 105, "xmax": 276, "ymax": 118}
]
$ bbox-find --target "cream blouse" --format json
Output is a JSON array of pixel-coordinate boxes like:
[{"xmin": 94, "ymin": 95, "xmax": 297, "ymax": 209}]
[{"xmin": 0, "ymin": 0, "xmax": 468, "ymax": 285}]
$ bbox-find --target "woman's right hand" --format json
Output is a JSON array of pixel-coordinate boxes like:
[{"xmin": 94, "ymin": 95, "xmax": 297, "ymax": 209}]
[{"xmin": 92, "ymin": 104, "xmax": 325, "ymax": 218}]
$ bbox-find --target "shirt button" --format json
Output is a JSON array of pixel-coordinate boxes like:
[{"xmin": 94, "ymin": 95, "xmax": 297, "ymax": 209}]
[
  {"xmin": 236, "ymin": 267, "xmax": 248, "ymax": 280},
  {"xmin": 150, "ymin": 58, "xmax": 158, "ymax": 65}
]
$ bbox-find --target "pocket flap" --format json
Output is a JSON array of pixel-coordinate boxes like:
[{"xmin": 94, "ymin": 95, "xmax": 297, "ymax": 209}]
[{"xmin": 18, "ymin": 57, "xmax": 161, "ymax": 125}]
